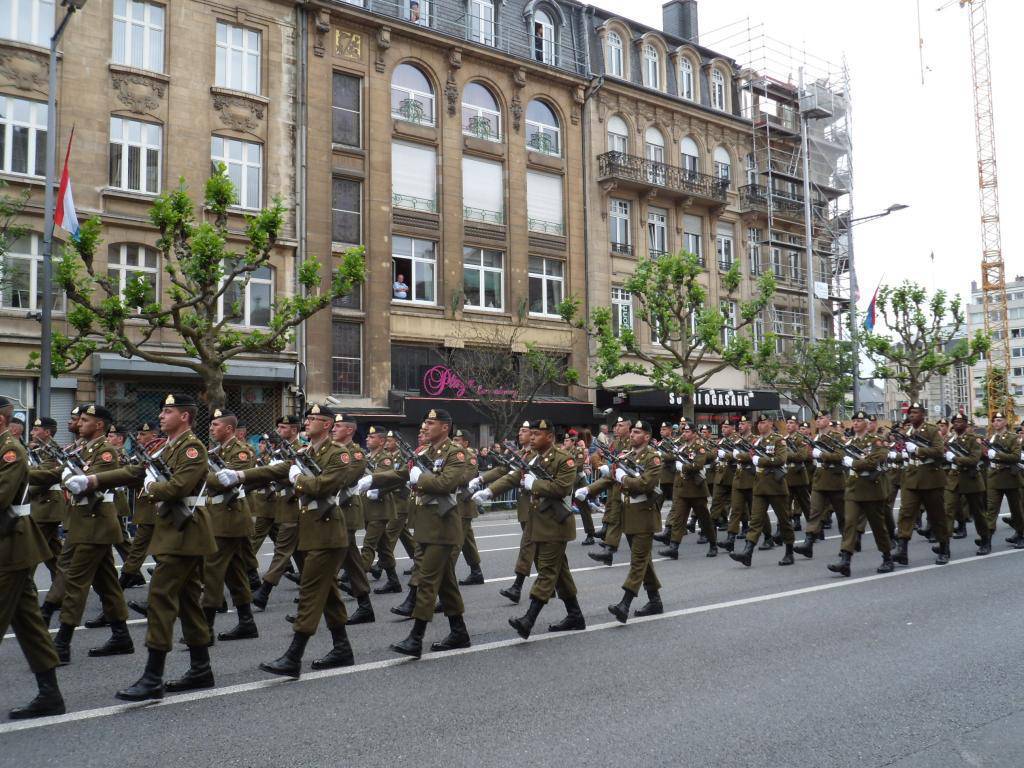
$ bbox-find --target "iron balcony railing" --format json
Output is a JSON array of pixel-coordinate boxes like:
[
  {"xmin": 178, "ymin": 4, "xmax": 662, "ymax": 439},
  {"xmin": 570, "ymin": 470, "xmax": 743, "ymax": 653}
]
[
  {"xmin": 739, "ymin": 184, "xmax": 806, "ymax": 218},
  {"xmin": 528, "ymin": 218, "xmax": 564, "ymax": 236},
  {"xmin": 597, "ymin": 152, "xmax": 729, "ymax": 203},
  {"xmin": 610, "ymin": 241, "xmax": 633, "ymax": 256}
]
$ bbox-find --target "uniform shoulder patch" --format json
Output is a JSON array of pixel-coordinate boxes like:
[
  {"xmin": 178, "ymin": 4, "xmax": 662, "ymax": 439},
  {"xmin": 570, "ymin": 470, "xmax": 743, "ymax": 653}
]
[
  {"xmin": 456, "ymin": 451, "xmax": 465, "ymax": 461},
  {"xmin": 185, "ymin": 447, "xmax": 199, "ymax": 459},
  {"xmin": 100, "ymin": 451, "xmax": 114, "ymax": 463},
  {"xmin": 238, "ymin": 451, "xmax": 249, "ymax": 461},
  {"xmin": 652, "ymin": 456, "xmax": 661, "ymax": 466},
  {"xmin": 470, "ymin": 457, "xmax": 477, "ymax": 466},
  {"xmin": 354, "ymin": 451, "xmax": 364, "ymax": 460},
  {"xmin": 566, "ymin": 458, "xmax": 575, "ymax": 468},
  {"xmin": 341, "ymin": 452, "xmax": 351, "ymax": 463},
  {"xmin": 383, "ymin": 458, "xmax": 392, "ymax": 467},
  {"xmin": 2, "ymin": 450, "xmax": 16, "ymax": 463}
]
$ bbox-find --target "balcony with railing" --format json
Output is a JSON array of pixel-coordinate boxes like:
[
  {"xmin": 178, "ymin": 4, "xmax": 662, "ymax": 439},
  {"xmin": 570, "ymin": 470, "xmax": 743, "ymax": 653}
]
[
  {"xmin": 739, "ymin": 184, "xmax": 811, "ymax": 222},
  {"xmin": 463, "ymin": 206, "xmax": 504, "ymax": 225},
  {"xmin": 610, "ymin": 241, "xmax": 633, "ymax": 256},
  {"xmin": 598, "ymin": 152, "xmax": 729, "ymax": 205},
  {"xmin": 528, "ymin": 218, "xmax": 564, "ymax": 236},
  {"xmin": 648, "ymin": 249, "xmax": 668, "ymax": 261},
  {"xmin": 393, "ymin": 192, "xmax": 437, "ymax": 213}
]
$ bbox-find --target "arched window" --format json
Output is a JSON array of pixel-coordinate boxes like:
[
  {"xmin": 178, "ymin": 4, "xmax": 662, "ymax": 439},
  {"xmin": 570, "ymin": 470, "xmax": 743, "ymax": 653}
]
[
  {"xmin": 643, "ymin": 44, "xmax": 660, "ymax": 90},
  {"xmin": 462, "ymin": 82, "xmax": 501, "ymax": 141},
  {"xmin": 607, "ymin": 115, "xmax": 628, "ymax": 154},
  {"xmin": 526, "ymin": 99, "xmax": 560, "ymax": 156},
  {"xmin": 533, "ymin": 9, "xmax": 555, "ymax": 65},
  {"xmin": 644, "ymin": 126, "xmax": 666, "ymax": 184},
  {"xmin": 390, "ymin": 63, "xmax": 435, "ymax": 126},
  {"xmin": 681, "ymin": 136, "xmax": 700, "ymax": 177},
  {"xmin": 713, "ymin": 146, "xmax": 731, "ymax": 184},
  {"xmin": 711, "ymin": 68, "xmax": 727, "ymax": 110},
  {"xmin": 679, "ymin": 57, "xmax": 694, "ymax": 100},
  {"xmin": 606, "ymin": 31, "xmax": 623, "ymax": 77}
]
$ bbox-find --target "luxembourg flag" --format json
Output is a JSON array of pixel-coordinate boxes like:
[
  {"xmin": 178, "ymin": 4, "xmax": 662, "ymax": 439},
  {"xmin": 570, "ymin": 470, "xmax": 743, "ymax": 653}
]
[
  {"xmin": 54, "ymin": 128, "xmax": 79, "ymax": 241},
  {"xmin": 863, "ymin": 280, "xmax": 881, "ymax": 332}
]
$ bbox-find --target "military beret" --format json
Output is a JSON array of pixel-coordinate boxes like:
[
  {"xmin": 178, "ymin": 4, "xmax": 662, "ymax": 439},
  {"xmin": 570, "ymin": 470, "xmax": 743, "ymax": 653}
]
[
  {"xmin": 521, "ymin": 421, "xmax": 531, "ymax": 428},
  {"xmin": 69, "ymin": 405, "xmax": 81, "ymax": 416},
  {"xmin": 852, "ymin": 410, "xmax": 868, "ymax": 420},
  {"xmin": 738, "ymin": 415, "xmax": 749, "ymax": 423},
  {"xmin": 816, "ymin": 411, "xmax": 831, "ymax": 419},
  {"xmin": 633, "ymin": 420, "xmax": 652, "ymax": 433},
  {"xmin": 787, "ymin": 415, "xmax": 799, "ymax": 422},
  {"xmin": 108, "ymin": 423, "xmax": 129, "ymax": 435},
  {"xmin": 529, "ymin": 419, "xmax": 554, "ymax": 431},
  {"xmin": 210, "ymin": 408, "xmax": 236, "ymax": 421},
  {"xmin": 936, "ymin": 417, "xmax": 949, "ymax": 425},
  {"xmin": 425, "ymin": 408, "xmax": 452, "ymax": 423},
  {"xmin": 994, "ymin": 412, "xmax": 1006, "ymax": 420},
  {"xmin": 908, "ymin": 402, "xmax": 925, "ymax": 412},
  {"xmin": 756, "ymin": 414, "xmax": 771, "ymax": 423},
  {"xmin": 799, "ymin": 421, "xmax": 810, "ymax": 428},
  {"xmin": 305, "ymin": 403, "xmax": 334, "ymax": 418},
  {"xmin": 163, "ymin": 393, "xmax": 196, "ymax": 408},
  {"xmin": 386, "ymin": 430, "xmax": 396, "ymax": 438},
  {"xmin": 567, "ymin": 428, "xmax": 578, "ymax": 437},
  {"xmin": 681, "ymin": 421, "xmax": 695, "ymax": 432},
  {"xmin": 0, "ymin": 396, "xmax": 13, "ymax": 408},
  {"xmin": 367, "ymin": 425, "xmax": 383, "ymax": 435},
  {"xmin": 454, "ymin": 428, "xmax": 469, "ymax": 438},
  {"xmin": 699, "ymin": 424, "xmax": 711, "ymax": 432},
  {"xmin": 137, "ymin": 421, "xmax": 157, "ymax": 433},
  {"xmin": 34, "ymin": 417, "xmax": 57, "ymax": 431},
  {"xmin": 661, "ymin": 421, "xmax": 671, "ymax": 429},
  {"xmin": 868, "ymin": 414, "xmax": 877, "ymax": 422},
  {"xmin": 277, "ymin": 414, "xmax": 301, "ymax": 426},
  {"xmin": 236, "ymin": 420, "xmax": 247, "ymax": 428},
  {"xmin": 11, "ymin": 416, "xmax": 24, "ymax": 426},
  {"xmin": 951, "ymin": 412, "xmax": 968, "ymax": 422},
  {"xmin": 84, "ymin": 404, "xmax": 114, "ymax": 421}
]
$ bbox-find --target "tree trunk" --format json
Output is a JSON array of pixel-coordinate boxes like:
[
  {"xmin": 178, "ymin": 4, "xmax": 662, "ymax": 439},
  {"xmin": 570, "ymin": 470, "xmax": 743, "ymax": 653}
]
[{"xmin": 202, "ymin": 369, "xmax": 228, "ymax": 411}]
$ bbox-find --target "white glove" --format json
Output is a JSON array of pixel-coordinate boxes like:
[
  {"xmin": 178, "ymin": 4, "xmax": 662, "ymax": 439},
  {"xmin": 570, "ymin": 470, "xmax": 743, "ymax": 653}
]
[
  {"xmin": 751, "ymin": 455, "xmax": 760, "ymax": 467},
  {"xmin": 216, "ymin": 468, "xmax": 240, "ymax": 487},
  {"xmin": 269, "ymin": 458, "xmax": 285, "ymax": 467},
  {"xmin": 409, "ymin": 465, "xmax": 423, "ymax": 485},
  {"xmin": 598, "ymin": 464, "xmax": 610, "ymax": 478},
  {"xmin": 717, "ymin": 449, "xmax": 726, "ymax": 460},
  {"xmin": 887, "ymin": 451, "xmax": 897, "ymax": 461},
  {"xmin": 61, "ymin": 466, "xmax": 74, "ymax": 482},
  {"xmin": 614, "ymin": 467, "xmax": 627, "ymax": 483},
  {"xmin": 988, "ymin": 448, "xmax": 997, "ymax": 460},
  {"xmin": 675, "ymin": 461, "xmax": 683, "ymax": 473},
  {"xmin": 472, "ymin": 488, "xmax": 493, "ymax": 503},
  {"xmin": 812, "ymin": 448, "xmax": 822, "ymax": 459},
  {"xmin": 906, "ymin": 442, "xmax": 918, "ymax": 455},
  {"xmin": 366, "ymin": 489, "xmax": 379, "ymax": 501},
  {"xmin": 574, "ymin": 487, "xmax": 589, "ymax": 502},
  {"xmin": 467, "ymin": 476, "xmax": 483, "ymax": 493},
  {"xmin": 143, "ymin": 477, "xmax": 157, "ymax": 495},
  {"xmin": 944, "ymin": 451, "xmax": 955, "ymax": 463},
  {"xmin": 354, "ymin": 475, "xmax": 373, "ymax": 495},
  {"xmin": 287, "ymin": 464, "xmax": 302, "ymax": 484},
  {"xmin": 732, "ymin": 449, "xmax": 741, "ymax": 459},
  {"xmin": 842, "ymin": 456, "xmax": 854, "ymax": 468},
  {"xmin": 523, "ymin": 473, "xmax": 536, "ymax": 491},
  {"xmin": 901, "ymin": 451, "xmax": 909, "ymax": 461},
  {"xmin": 64, "ymin": 474, "xmax": 89, "ymax": 495}
]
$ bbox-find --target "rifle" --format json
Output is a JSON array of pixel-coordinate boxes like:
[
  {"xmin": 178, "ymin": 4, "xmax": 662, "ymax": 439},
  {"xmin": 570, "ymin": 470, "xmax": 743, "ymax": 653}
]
[
  {"xmin": 976, "ymin": 435, "xmax": 1024, "ymax": 471},
  {"xmin": 888, "ymin": 427, "xmax": 934, "ymax": 451},
  {"xmin": 207, "ymin": 443, "xmax": 242, "ymax": 506},
  {"xmin": 499, "ymin": 440, "xmax": 574, "ymax": 522},
  {"xmin": 813, "ymin": 432, "xmax": 866, "ymax": 460},
  {"xmin": 265, "ymin": 432, "xmax": 338, "ymax": 520},
  {"xmin": 593, "ymin": 442, "xmax": 665, "ymax": 508},
  {"xmin": 124, "ymin": 433, "xmax": 202, "ymax": 531},
  {"xmin": 36, "ymin": 442, "xmax": 103, "ymax": 513},
  {"xmin": 392, "ymin": 433, "xmax": 458, "ymax": 517}
]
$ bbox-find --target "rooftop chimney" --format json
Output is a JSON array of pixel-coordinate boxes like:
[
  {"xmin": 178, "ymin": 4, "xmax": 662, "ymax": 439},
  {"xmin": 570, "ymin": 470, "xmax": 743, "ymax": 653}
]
[{"xmin": 662, "ymin": 0, "xmax": 699, "ymax": 43}]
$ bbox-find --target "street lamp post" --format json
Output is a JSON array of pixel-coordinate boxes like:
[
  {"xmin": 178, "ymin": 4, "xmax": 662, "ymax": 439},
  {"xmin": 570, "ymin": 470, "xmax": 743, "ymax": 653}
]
[{"xmin": 39, "ymin": 0, "xmax": 87, "ymax": 419}]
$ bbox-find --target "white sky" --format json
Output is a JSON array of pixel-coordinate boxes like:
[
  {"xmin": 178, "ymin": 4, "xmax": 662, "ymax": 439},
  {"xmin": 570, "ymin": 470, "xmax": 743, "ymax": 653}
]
[{"xmin": 589, "ymin": 0, "xmax": 1023, "ymax": 309}]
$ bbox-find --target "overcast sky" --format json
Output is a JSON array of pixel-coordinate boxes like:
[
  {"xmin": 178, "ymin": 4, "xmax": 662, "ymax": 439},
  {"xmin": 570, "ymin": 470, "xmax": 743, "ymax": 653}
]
[{"xmin": 590, "ymin": 0, "xmax": 1022, "ymax": 311}]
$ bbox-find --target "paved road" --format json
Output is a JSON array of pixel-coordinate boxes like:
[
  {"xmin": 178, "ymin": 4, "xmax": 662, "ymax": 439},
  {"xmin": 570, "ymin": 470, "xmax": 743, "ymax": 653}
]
[{"xmin": 3, "ymin": 509, "xmax": 1023, "ymax": 768}]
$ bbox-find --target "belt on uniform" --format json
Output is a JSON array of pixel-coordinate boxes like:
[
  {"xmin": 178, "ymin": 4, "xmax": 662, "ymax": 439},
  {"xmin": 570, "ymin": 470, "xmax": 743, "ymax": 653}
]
[
  {"xmin": 76, "ymin": 492, "xmax": 115, "ymax": 505},
  {"xmin": 628, "ymin": 494, "xmax": 649, "ymax": 503},
  {"xmin": 9, "ymin": 503, "xmax": 29, "ymax": 517},
  {"xmin": 183, "ymin": 495, "xmax": 206, "ymax": 506},
  {"xmin": 47, "ymin": 484, "xmax": 62, "ymax": 492},
  {"xmin": 208, "ymin": 491, "xmax": 244, "ymax": 505}
]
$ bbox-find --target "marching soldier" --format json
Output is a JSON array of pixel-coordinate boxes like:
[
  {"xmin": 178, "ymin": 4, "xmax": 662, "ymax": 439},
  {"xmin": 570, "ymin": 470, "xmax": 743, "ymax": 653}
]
[
  {"xmin": 731, "ymin": 415, "xmax": 792, "ymax": 567},
  {"xmin": 709, "ymin": 420, "xmax": 737, "ymax": 533},
  {"xmin": 0, "ymin": 397, "xmax": 66, "ymax": 720},
  {"xmin": 380, "ymin": 429, "xmax": 417, "ymax": 580},
  {"xmin": 571, "ymin": 432, "xmax": 596, "ymax": 545},
  {"xmin": 783, "ymin": 416, "xmax": 811, "ymax": 534},
  {"xmin": 944, "ymin": 413, "xmax": 989, "ymax": 555},
  {"xmin": 985, "ymin": 412, "xmax": 1023, "ymax": 547},
  {"xmin": 389, "ymin": 424, "xmax": 431, "ymax": 616},
  {"xmin": 117, "ymin": 422, "xmax": 161, "ymax": 591},
  {"xmin": 658, "ymin": 420, "xmax": 716, "ymax": 559},
  {"xmin": 106, "ymin": 424, "xmax": 134, "ymax": 569},
  {"xmin": 723, "ymin": 416, "xmax": 756, "ymax": 551},
  {"xmin": 359, "ymin": 426, "xmax": 398, "ymax": 585},
  {"xmin": 247, "ymin": 434, "xmax": 279, "ymax": 590},
  {"xmin": 453, "ymin": 429, "xmax": 484, "ymax": 586},
  {"xmin": 894, "ymin": 403, "xmax": 951, "ymax": 566},
  {"xmin": 26, "ymin": 417, "xmax": 64, "ymax": 580},
  {"xmin": 825, "ymin": 411, "xmax": 892, "ymax": 577},
  {"xmin": 583, "ymin": 415, "xmax": 631, "ymax": 566},
  {"xmin": 330, "ymin": 414, "xmax": 374, "ymax": 625},
  {"xmin": 793, "ymin": 413, "xmax": 845, "ymax": 559},
  {"xmin": 656, "ymin": 422, "xmax": 678, "ymax": 527}
]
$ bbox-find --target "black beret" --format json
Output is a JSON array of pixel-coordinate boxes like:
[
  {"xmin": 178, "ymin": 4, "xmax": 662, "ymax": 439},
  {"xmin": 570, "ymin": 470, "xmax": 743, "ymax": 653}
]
[{"xmin": 162, "ymin": 393, "xmax": 196, "ymax": 408}]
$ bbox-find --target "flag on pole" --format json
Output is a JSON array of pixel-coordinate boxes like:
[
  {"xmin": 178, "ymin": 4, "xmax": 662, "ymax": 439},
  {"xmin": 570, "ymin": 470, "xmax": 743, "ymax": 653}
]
[
  {"xmin": 863, "ymin": 279, "xmax": 882, "ymax": 332},
  {"xmin": 54, "ymin": 128, "xmax": 79, "ymax": 241}
]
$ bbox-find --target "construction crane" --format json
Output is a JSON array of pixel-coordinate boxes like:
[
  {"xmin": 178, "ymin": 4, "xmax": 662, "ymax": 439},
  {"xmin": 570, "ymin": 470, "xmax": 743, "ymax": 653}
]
[{"xmin": 941, "ymin": 0, "xmax": 1013, "ymax": 422}]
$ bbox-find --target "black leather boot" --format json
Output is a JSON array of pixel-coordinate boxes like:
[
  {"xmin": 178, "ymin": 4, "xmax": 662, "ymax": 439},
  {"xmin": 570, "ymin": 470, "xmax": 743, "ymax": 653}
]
[
  {"xmin": 594, "ymin": 524, "xmax": 607, "ymax": 541},
  {"xmin": 166, "ymin": 645, "xmax": 215, "ymax": 692},
  {"xmin": 792, "ymin": 515, "xmax": 802, "ymax": 531},
  {"xmin": 115, "ymin": 648, "xmax": 167, "ymax": 701},
  {"xmin": 458, "ymin": 566, "xmax": 484, "ymax": 586},
  {"xmin": 374, "ymin": 568, "xmax": 402, "ymax": 594},
  {"xmin": 706, "ymin": 541, "xmax": 718, "ymax": 558},
  {"xmin": 778, "ymin": 543, "xmax": 794, "ymax": 566},
  {"xmin": 390, "ymin": 586, "xmax": 417, "ymax": 617},
  {"xmin": 499, "ymin": 573, "xmax": 525, "ymax": 604},
  {"xmin": 218, "ymin": 602, "xmax": 259, "ymax": 641},
  {"xmin": 89, "ymin": 619, "xmax": 134, "ymax": 657},
  {"xmin": 127, "ymin": 599, "xmax": 149, "ymax": 617},
  {"xmin": 653, "ymin": 525, "xmax": 672, "ymax": 544},
  {"xmin": 588, "ymin": 547, "xmax": 614, "ymax": 566},
  {"xmin": 721, "ymin": 532, "xmax": 736, "ymax": 553},
  {"xmin": 252, "ymin": 581, "xmax": 274, "ymax": 611},
  {"xmin": 893, "ymin": 538, "xmax": 909, "ymax": 565},
  {"xmin": 607, "ymin": 590, "xmax": 634, "ymax": 624},
  {"xmin": 729, "ymin": 539, "xmax": 755, "ymax": 567},
  {"xmin": 976, "ymin": 535, "xmax": 992, "ymax": 556},
  {"xmin": 311, "ymin": 625, "xmax": 355, "ymax": 670},
  {"xmin": 259, "ymin": 632, "xmax": 310, "ymax": 678},
  {"xmin": 369, "ymin": 561, "xmax": 384, "ymax": 581},
  {"xmin": 390, "ymin": 618, "xmax": 427, "ymax": 659},
  {"xmin": 119, "ymin": 570, "xmax": 146, "ymax": 589},
  {"xmin": 634, "ymin": 589, "xmax": 663, "ymax": 617},
  {"xmin": 934, "ymin": 540, "xmax": 950, "ymax": 565},
  {"xmin": 581, "ymin": 534, "xmax": 595, "ymax": 546},
  {"xmin": 53, "ymin": 623, "xmax": 74, "ymax": 665},
  {"xmin": 827, "ymin": 550, "xmax": 852, "ymax": 577},
  {"xmin": 877, "ymin": 551, "xmax": 895, "ymax": 573},
  {"xmin": 509, "ymin": 598, "xmax": 544, "ymax": 639},
  {"xmin": 247, "ymin": 569, "xmax": 261, "ymax": 592},
  {"xmin": 284, "ymin": 571, "xmax": 301, "ymax": 585},
  {"xmin": 84, "ymin": 611, "xmax": 110, "ymax": 629},
  {"xmin": 657, "ymin": 541, "xmax": 679, "ymax": 559},
  {"xmin": 952, "ymin": 520, "xmax": 967, "ymax": 539},
  {"xmin": 758, "ymin": 532, "xmax": 775, "ymax": 550},
  {"xmin": 548, "ymin": 596, "xmax": 585, "ymax": 632},
  {"xmin": 346, "ymin": 595, "xmax": 375, "ymax": 625},
  {"xmin": 8, "ymin": 668, "xmax": 65, "ymax": 719},
  {"xmin": 432, "ymin": 614, "xmax": 471, "ymax": 651},
  {"xmin": 793, "ymin": 532, "xmax": 816, "ymax": 558},
  {"xmin": 40, "ymin": 600, "xmax": 57, "ymax": 627}
]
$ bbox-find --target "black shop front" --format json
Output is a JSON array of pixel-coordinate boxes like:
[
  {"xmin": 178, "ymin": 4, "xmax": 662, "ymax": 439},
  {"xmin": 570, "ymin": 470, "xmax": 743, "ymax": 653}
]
[{"xmin": 596, "ymin": 386, "xmax": 781, "ymax": 435}]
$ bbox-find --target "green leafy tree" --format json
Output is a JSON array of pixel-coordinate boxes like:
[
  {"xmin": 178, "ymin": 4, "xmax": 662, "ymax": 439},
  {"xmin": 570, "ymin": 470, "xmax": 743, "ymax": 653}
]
[
  {"xmin": 591, "ymin": 250, "xmax": 775, "ymax": 421},
  {"xmin": 0, "ymin": 180, "xmax": 30, "ymax": 292},
  {"xmin": 974, "ymin": 365, "xmax": 1014, "ymax": 419},
  {"xmin": 755, "ymin": 337, "xmax": 854, "ymax": 415},
  {"xmin": 37, "ymin": 169, "xmax": 365, "ymax": 410},
  {"xmin": 861, "ymin": 280, "xmax": 989, "ymax": 405}
]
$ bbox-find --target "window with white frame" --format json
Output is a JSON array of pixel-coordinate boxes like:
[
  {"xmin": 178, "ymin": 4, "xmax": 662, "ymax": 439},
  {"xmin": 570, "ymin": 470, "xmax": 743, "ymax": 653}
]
[
  {"xmin": 607, "ymin": 115, "xmax": 628, "ymax": 154},
  {"xmin": 0, "ymin": 0, "xmax": 53, "ymax": 47},
  {"xmin": 391, "ymin": 63, "xmax": 435, "ymax": 126},
  {"xmin": 392, "ymin": 236, "xmax": 436, "ymax": 303},
  {"xmin": 0, "ymin": 95, "xmax": 46, "ymax": 177},
  {"xmin": 220, "ymin": 263, "xmax": 272, "ymax": 327},
  {"xmin": 716, "ymin": 223, "xmax": 734, "ymax": 270},
  {"xmin": 468, "ymin": 0, "xmax": 495, "ymax": 46},
  {"xmin": 644, "ymin": 126, "xmax": 666, "ymax": 184},
  {"xmin": 684, "ymin": 214, "xmax": 703, "ymax": 265},
  {"xmin": 643, "ymin": 44, "xmax": 660, "ymax": 90},
  {"xmin": 332, "ymin": 177, "xmax": 361, "ymax": 245},
  {"xmin": 526, "ymin": 99, "xmax": 560, "ymax": 156},
  {"xmin": 462, "ymin": 156, "xmax": 504, "ymax": 225},
  {"xmin": 720, "ymin": 300, "xmax": 737, "ymax": 346},
  {"xmin": 0, "ymin": 233, "xmax": 63, "ymax": 311},
  {"xmin": 745, "ymin": 152, "xmax": 757, "ymax": 185},
  {"xmin": 462, "ymin": 82, "xmax": 501, "ymax": 141},
  {"xmin": 211, "ymin": 136, "xmax": 262, "ymax": 209},
  {"xmin": 107, "ymin": 243, "xmax": 158, "ymax": 308},
  {"xmin": 528, "ymin": 256, "xmax": 564, "ymax": 316},
  {"xmin": 711, "ymin": 68, "xmax": 726, "ymax": 110},
  {"xmin": 109, "ymin": 117, "xmax": 161, "ymax": 194},
  {"xmin": 392, "ymin": 141, "xmax": 436, "ymax": 212},
  {"xmin": 611, "ymin": 287, "xmax": 632, "ymax": 338},
  {"xmin": 753, "ymin": 316, "xmax": 764, "ymax": 350},
  {"xmin": 679, "ymin": 57, "xmax": 694, "ymax": 100},
  {"xmin": 713, "ymin": 146, "xmax": 731, "ymax": 184},
  {"xmin": 405, "ymin": 0, "xmax": 430, "ymax": 26},
  {"xmin": 331, "ymin": 320, "xmax": 362, "ymax": 395},
  {"xmin": 215, "ymin": 22, "xmax": 260, "ymax": 95},
  {"xmin": 332, "ymin": 72, "xmax": 361, "ymax": 147},
  {"xmin": 533, "ymin": 9, "xmax": 555, "ymax": 65},
  {"xmin": 606, "ymin": 31, "xmax": 623, "ymax": 77},
  {"xmin": 112, "ymin": 0, "xmax": 164, "ymax": 73},
  {"xmin": 647, "ymin": 207, "xmax": 667, "ymax": 257},
  {"xmin": 771, "ymin": 247, "xmax": 784, "ymax": 278},
  {"xmin": 748, "ymin": 227, "xmax": 762, "ymax": 275},
  {"xmin": 789, "ymin": 250, "xmax": 802, "ymax": 281},
  {"xmin": 681, "ymin": 136, "xmax": 699, "ymax": 177},
  {"xmin": 462, "ymin": 247, "xmax": 503, "ymax": 310},
  {"xmin": 610, "ymin": 199, "xmax": 630, "ymax": 251},
  {"xmin": 526, "ymin": 170, "xmax": 563, "ymax": 235}
]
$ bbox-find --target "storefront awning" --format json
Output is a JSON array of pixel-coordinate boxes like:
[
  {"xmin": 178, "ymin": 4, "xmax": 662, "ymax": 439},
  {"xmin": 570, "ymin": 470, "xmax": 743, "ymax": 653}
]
[
  {"xmin": 92, "ymin": 354, "xmax": 296, "ymax": 382},
  {"xmin": 598, "ymin": 383, "xmax": 780, "ymax": 413}
]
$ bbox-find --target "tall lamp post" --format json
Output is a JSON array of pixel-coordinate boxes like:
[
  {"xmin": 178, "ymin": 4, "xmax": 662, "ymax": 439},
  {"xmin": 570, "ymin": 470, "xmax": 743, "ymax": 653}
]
[
  {"xmin": 39, "ymin": 0, "xmax": 87, "ymax": 419},
  {"xmin": 847, "ymin": 202, "xmax": 909, "ymax": 412}
]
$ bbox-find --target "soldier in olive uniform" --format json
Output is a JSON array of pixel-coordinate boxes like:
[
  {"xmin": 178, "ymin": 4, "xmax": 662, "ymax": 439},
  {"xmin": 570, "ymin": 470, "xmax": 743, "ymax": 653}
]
[
  {"xmin": 106, "ymin": 423, "xmax": 134, "ymax": 568},
  {"xmin": 453, "ymin": 429, "xmax": 484, "ymax": 586},
  {"xmin": 381, "ymin": 430, "xmax": 417, "ymax": 574},
  {"xmin": 52, "ymin": 405, "xmax": 134, "ymax": 664},
  {"xmin": 709, "ymin": 421, "xmax": 737, "ymax": 532},
  {"xmin": 359, "ymin": 426, "xmax": 398, "ymax": 581},
  {"xmin": 783, "ymin": 416, "xmax": 811, "ymax": 533},
  {"xmin": 582, "ymin": 416, "xmax": 631, "ymax": 566},
  {"xmin": 0, "ymin": 397, "xmax": 66, "ymax": 720},
  {"xmin": 731, "ymin": 415, "xmax": 792, "ymax": 567},
  {"xmin": 985, "ymin": 412, "xmax": 1023, "ymax": 547},
  {"xmin": 475, "ymin": 419, "xmax": 584, "ymax": 638},
  {"xmin": 202, "ymin": 408, "xmax": 259, "ymax": 642},
  {"xmin": 793, "ymin": 413, "xmax": 846, "ymax": 559},
  {"xmin": 658, "ymin": 420, "xmax": 716, "ymax": 559},
  {"xmin": 944, "ymin": 413, "xmax": 990, "ymax": 555},
  {"xmin": 81, "ymin": 394, "xmax": 218, "ymax": 701},
  {"xmin": 26, "ymin": 417, "xmax": 65, "ymax": 579},
  {"xmin": 330, "ymin": 414, "xmax": 374, "ymax": 625},
  {"xmin": 895, "ymin": 402, "xmax": 951, "ymax": 565},
  {"xmin": 654, "ymin": 422, "xmax": 678, "ymax": 539},
  {"xmin": 723, "ymin": 416, "xmax": 756, "ymax": 552},
  {"xmin": 117, "ymin": 422, "xmax": 161, "ymax": 590},
  {"xmin": 365, "ymin": 430, "xmax": 409, "ymax": 594},
  {"xmin": 570, "ymin": 434, "xmax": 596, "ymax": 545}
]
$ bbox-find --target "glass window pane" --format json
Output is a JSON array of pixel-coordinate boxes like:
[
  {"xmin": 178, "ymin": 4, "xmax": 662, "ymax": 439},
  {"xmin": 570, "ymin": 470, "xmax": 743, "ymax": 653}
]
[
  {"xmin": 11, "ymin": 125, "xmax": 27, "ymax": 173},
  {"xmin": 393, "ymin": 236, "xmax": 411, "ymax": 257},
  {"xmin": 246, "ymin": 163, "xmax": 260, "ymax": 208},
  {"xmin": 33, "ymin": 127, "xmax": 45, "ymax": 176},
  {"xmin": 483, "ymin": 271, "xmax": 501, "ymax": 308},
  {"xmin": 127, "ymin": 144, "xmax": 141, "ymax": 189},
  {"xmin": 414, "ymin": 239, "xmax": 435, "ymax": 260},
  {"xmin": 546, "ymin": 278, "xmax": 561, "ymax": 311},
  {"xmin": 145, "ymin": 147, "xmax": 159, "ymax": 192},
  {"xmin": 113, "ymin": 19, "xmax": 126, "ymax": 63},
  {"xmin": 215, "ymin": 46, "xmax": 226, "ymax": 85},
  {"xmin": 463, "ymin": 267, "xmax": 480, "ymax": 305},
  {"xmin": 109, "ymin": 143, "xmax": 122, "ymax": 186},
  {"xmin": 529, "ymin": 275, "xmax": 543, "ymax": 314},
  {"xmin": 250, "ymin": 282, "xmax": 271, "ymax": 326},
  {"xmin": 416, "ymin": 260, "xmax": 434, "ymax": 303}
]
